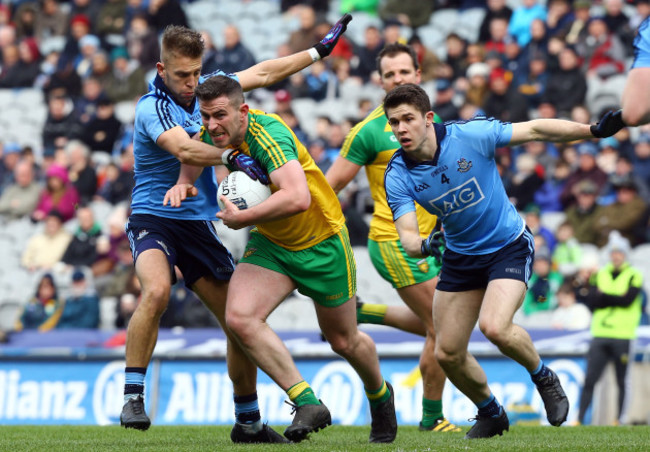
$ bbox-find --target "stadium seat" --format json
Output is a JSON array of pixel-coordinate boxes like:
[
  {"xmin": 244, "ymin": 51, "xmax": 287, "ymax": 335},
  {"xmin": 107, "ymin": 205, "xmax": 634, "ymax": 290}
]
[
  {"xmin": 428, "ymin": 8, "xmax": 459, "ymax": 35},
  {"xmin": 456, "ymin": 8, "xmax": 487, "ymax": 43},
  {"xmin": 114, "ymin": 100, "xmax": 137, "ymax": 125},
  {"xmin": 540, "ymin": 211, "xmax": 567, "ymax": 234}
]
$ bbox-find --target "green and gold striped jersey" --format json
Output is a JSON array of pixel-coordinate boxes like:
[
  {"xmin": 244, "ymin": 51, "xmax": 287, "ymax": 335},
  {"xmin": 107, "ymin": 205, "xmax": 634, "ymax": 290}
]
[{"xmin": 202, "ymin": 109, "xmax": 345, "ymax": 251}]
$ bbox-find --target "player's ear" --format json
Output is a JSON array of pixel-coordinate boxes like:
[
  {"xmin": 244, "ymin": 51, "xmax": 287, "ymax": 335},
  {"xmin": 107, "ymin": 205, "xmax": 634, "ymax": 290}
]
[
  {"xmin": 425, "ymin": 110, "xmax": 435, "ymax": 124},
  {"xmin": 240, "ymin": 102, "xmax": 249, "ymax": 118}
]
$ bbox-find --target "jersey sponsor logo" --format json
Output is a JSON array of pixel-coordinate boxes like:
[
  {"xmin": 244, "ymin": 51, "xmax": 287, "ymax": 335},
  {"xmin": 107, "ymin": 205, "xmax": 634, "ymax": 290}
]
[
  {"xmin": 428, "ymin": 177, "xmax": 485, "ymax": 217},
  {"xmin": 414, "ymin": 182, "xmax": 430, "ymax": 193},
  {"xmin": 456, "ymin": 158, "xmax": 473, "ymax": 173}
]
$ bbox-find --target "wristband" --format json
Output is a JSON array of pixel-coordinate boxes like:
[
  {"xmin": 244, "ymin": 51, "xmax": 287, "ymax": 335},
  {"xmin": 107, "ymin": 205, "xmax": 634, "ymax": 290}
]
[
  {"xmin": 308, "ymin": 47, "xmax": 321, "ymax": 63},
  {"xmin": 222, "ymin": 149, "xmax": 234, "ymax": 165}
]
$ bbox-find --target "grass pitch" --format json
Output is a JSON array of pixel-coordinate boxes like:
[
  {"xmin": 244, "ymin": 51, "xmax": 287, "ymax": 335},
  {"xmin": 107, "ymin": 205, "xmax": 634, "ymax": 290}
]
[{"xmin": 0, "ymin": 424, "xmax": 648, "ymax": 451}]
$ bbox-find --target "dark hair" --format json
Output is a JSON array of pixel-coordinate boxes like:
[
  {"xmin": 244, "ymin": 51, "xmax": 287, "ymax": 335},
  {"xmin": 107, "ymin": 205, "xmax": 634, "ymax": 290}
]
[
  {"xmin": 376, "ymin": 43, "xmax": 419, "ymax": 75},
  {"xmin": 161, "ymin": 25, "xmax": 204, "ymax": 62},
  {"xmin": 195, "ymin": 75, "xmax": 244, "ymax": 105},
  {"xmin": 36, "ymin": 273, "xmax": 58, "ymax": 300},
  {"xmin": 383, "ymin": 84, "xmax": 431, "ymax": 117}
]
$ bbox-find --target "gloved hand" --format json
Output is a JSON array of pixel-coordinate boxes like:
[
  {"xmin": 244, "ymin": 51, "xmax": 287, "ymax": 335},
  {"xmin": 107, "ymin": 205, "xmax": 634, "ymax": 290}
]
[
  {"xmin": 421, "ymin": 230, "xmax": 445, "ymax": 265},
  {"xmin": 314, "ymin": 13, "xmax": 353, "ymax": 58},
  {"xmin": 590, "ymin": 109, "xmax": 625, "ymax": 138},
  {"xmin": 223, "ymin": 149, "xmax": 269, "ymax": 185}
]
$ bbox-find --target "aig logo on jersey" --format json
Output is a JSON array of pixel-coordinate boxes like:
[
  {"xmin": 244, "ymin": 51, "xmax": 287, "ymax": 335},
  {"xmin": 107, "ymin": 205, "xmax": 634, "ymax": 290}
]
[{"xmin": 428, "ymin": 177, "xmax": 485, "ymax": 217}]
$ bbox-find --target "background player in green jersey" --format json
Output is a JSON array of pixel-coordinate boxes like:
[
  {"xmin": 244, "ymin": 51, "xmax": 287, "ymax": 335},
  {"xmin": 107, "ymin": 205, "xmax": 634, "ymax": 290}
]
[
  {"xmin": 164, "ymin": 75, "xmax": 397, "ymax": 444},
  {"xmin": 325, "ymin": 43, "xmax": 459, "ymax": 433}
]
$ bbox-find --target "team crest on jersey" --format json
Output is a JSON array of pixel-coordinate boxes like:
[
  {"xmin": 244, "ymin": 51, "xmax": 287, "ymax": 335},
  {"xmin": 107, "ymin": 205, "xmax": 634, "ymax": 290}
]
[
  {"xmin": 457, "ymin": 158, "xmax": 472, "ymax": 172},
  {"xmin": 416, "ymin": 259, "xmax": 429, "ymax": 273},
  {"xmin": 137, "ymin": 229, "xmax": 149, "ymax": 240},
  {"xmin": 243, "ymin": 247, "xmax": 257, "ymax": 258}
]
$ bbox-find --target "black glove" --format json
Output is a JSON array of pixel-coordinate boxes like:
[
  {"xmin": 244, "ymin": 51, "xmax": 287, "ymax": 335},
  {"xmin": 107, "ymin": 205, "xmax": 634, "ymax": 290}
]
[
  {"xmin": 225, "ymin": 149, "xmax": 270, "ymax": 185},
  {"xmin": 590, "ymin": 109, "xmax": 625, "ymax": 138},
  {"xmin": 314, "ymin": 13, "xmax": 353, "ymax": 58},
  {"xmin": 421, "ymin": 230, "xmax": 445, "ymax": 265}
]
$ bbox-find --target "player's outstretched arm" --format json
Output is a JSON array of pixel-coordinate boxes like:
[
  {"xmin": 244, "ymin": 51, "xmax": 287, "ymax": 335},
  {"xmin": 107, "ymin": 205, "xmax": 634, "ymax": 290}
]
[
  {"xmin": 236, "ymin": 14, "xmax": 352, "ymax": 91},
  {"xmin": 508, "ymin": 114, "xmax": 623, "ymax": 146},
  {"xmin": 325, "ymin": 156, "xmax": 362, "ymax": 194}
]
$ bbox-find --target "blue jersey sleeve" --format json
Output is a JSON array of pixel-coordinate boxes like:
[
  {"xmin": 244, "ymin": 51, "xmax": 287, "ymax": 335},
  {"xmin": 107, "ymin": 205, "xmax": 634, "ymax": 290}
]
[
  {"xmin": 135, "ymin": 95, "xmax": 181, "ymax": 144},
  {"xmin": 385, "ymin": 154, "xmax": 416, "ymax": 221},
  {"xmin": 456, "ymin": 117, "xmax": 513, "ymax": 159}
]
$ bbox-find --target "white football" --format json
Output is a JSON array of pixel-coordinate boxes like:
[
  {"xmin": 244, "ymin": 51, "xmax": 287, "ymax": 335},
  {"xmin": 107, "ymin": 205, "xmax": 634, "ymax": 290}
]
[{"xmin": 217, "ymin": 171, "xmax": 272, "ymax": 210}]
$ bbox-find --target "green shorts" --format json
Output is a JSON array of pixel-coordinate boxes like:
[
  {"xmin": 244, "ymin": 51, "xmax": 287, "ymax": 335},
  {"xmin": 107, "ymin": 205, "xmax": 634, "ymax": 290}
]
[
  {"xmin": 240, "ymin": 228, "xmax": 356, "ymax": 307},
  {"xmin": 367, "ymin": 238, "xmax": 440, "ymax": 289}
]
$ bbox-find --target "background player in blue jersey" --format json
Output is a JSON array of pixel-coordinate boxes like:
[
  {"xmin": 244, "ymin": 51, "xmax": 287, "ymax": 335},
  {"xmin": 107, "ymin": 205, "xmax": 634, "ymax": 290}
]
[
  {"xmin": 621, "ymin": 16, "xmax": 650, "ymax": 126},
  {"xmin": 382, "ymin": 84, "xmax": 624, "ymax": 439},
  {"xmin": 122, "ymin": 18, "xmax": 351, "ymax": 443}
]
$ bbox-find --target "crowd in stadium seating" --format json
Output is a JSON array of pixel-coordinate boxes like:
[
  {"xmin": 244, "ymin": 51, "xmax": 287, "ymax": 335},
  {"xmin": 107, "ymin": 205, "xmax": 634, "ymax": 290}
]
[{"xmin": 0, "ymin": 0, "xmax": 649, "ymax": 334}]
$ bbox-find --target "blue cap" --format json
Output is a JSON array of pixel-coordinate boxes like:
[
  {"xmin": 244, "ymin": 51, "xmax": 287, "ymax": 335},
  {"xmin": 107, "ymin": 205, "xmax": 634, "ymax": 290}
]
[
  {"xmin": 4, "ymin": 142, "xmax": 21, "ymax": 154},
  {"xmin": 599, "ymin": 136, "xmax": 619, "ymax": 149},
  {"xmin": 72, "ymin": 269, "xmax": 85, "ymax": 282},
  {"xmin": 576, "ymin": 141, "xmax": 598, "ymax": 157}
]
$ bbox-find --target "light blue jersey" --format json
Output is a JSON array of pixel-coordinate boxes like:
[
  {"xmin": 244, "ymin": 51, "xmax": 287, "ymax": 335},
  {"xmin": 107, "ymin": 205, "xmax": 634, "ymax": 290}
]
[
  {"xmin": 632, "ymin": 16, "xmax": 650, "ymax": 69},
  {"xmin": 385, "ymin": 119, "xmax": 525, "ymax": 255},
  {"xmin": 130, "ymin": 71, "xmax": 236, "ymax": 220}
]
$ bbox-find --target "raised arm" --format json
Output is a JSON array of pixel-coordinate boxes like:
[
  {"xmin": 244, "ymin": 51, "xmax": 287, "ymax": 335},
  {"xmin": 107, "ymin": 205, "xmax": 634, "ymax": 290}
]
[{"xmin": 235, "ymin": 14, "xmax": 352, "ymax": 91}]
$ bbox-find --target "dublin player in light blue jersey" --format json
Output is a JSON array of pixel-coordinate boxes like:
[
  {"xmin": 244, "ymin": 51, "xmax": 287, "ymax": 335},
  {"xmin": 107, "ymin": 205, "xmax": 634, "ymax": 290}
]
[
  {"xmin": 382, "ymin": 84, "xmax": 624, "ymax": 439},
  {"xmin": 621, "ymin": 16, "xmax": 650, "ymax": 126},
  {"xmin": 122, "ymin": 18, "xmax": 351, "ymax": 443}
]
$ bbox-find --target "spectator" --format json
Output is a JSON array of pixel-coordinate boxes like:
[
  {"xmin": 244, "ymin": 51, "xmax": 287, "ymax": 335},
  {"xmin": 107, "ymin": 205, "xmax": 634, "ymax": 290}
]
[
  {"xmin": 479, "ymin": 0, "xmax": 514, "ymax": 44},
  {"xmin": 603, "ymin": 154, "xmax": 650, "ymax": 202},
  {"xmin": 0, "ymin": 37, "xmax": 41, "ymax": 88},
  {"xmin": 552, "ymin": 221, "xmax": 583, "ymax": 277},
  {"xmin": 61, "ymin": 206, "xmax": 102, "ymax": 268},
  {"xmin": 379, "ymin": 0, "xmax": 434, "ymax": 29},
  {"xmin": 603, "ymin": 0, "xmax": 635, "ymax": 55},
  {"xmin": 66, "ymin": 140, "xmax": 97, "ymax": 205},
  {"xmin": 486, "ymin": 16, "xmax": 514, "ymax": 56},
  {"xmin": 545, "ymin": 0, "xmax": 574, "ymax": 39},
  {"xmin": 212, "ymin": 25, "xmax": 257, "ymax": 75},
  {"xmin": 74, "ymin": 76, "xmax": 105, "ymax": 125},
  {"xmin": 96, "ymin": 0, "xmax": 128, "ymax": 44},
  {"xmin": 305, "ymin": 60, "xmax": 333, "ymax": 101},
  {"xmin": 56, "ymin": 269, "xmax": 100, "ymax": 329},
  {"xmin": 484, "ymin": 67, "xmax": 529, "ymax": 122},
  {"xmin": 432, "ymin": 78, "xmax": 460, "ymax": 122},
  {"xmin": 0, "ymin": 159, "xmax": 42, "ymax": 220},
  {"xmin": 521, "ymin": 246, "xmax": 563, "ymax": 316},
  {"xmin": 14, "ymin": 273, "xmax": 62, "ymax": 332},
  {"xmin": 463, "ymin": 62, "xmax": 490, "ymax": 110},
  {"xmin": 0, "ymin": 142, "xmax": 23, "ymax": 191},
  {"xmin": 508, "ymin": 0, "xmax": 547, "ymax": 47},
  {"xmin": 125, "ymin": 11, "xmax": 159, "ymax": 72},
  {"xmin": 0, "ymin": 44, "xmax": 19, "ymax": 86},
  {"xmin": 631, "ymin": 132, "xmax": 650, "ymax": 188},
  {"xmin": 407, "ymin": 34, "xmax": 442, "ymax": 83},
  {"xmin": 544, "ymin": 45, "xmax": 587, "ymax": 117},
  {"xmin": 80, "ymin": 95, "xmax": 123, "ymax": 154},
  {"xmin": 578, "ymin": 16, "xmax": 625, "ymax": 80},
  {"xmin": 526, "ymin": 203, "xmax": 557, "ymax": 250},
  {"xmin": 58, "ymin": 14, "xmax": 92, "ymax": 74},
  {"xmin": 516, "ymin": 52, "xmax": 549, "ymax": 109},
  {"xmin": 104, "ymin": 46, "xmax": 147, "ymax": 102},
  {"xmin": 508, "ymin": 154, "xmax": 544, "ymax": 211},
  {"xmin": 443, "ymin": 33, "xmax": 468, "ymax": 81},
  {"xmin": 199, "ymin": 29, "xmax": 220, "ymax": 75},
  {"xmin": 551, "ymin": 281, "xmax": 591, "ymax": 330},
  {"xmin": 565, "ymin": 179, "xmax": 602, "ymax": 245},
  {"xmin": 593, "ymin": 174, "xmax": 648, "ymax": 247},
  {"xmin": 287, "ymin": 5, "xmax": 318, "ymax": 53},
  {"xmin": 34, "ymin": 0, "xmax": 69, "ymax": 41},
  {"xmin": 74, "ymin": 33, "xmax": 102, "ymax": 79},
  {"xmin": 560, "ymin": 141, "xmax": 608, "ymax": 209},
  {"xmin": 96, "ymin": 144, "xmax": 134, "ymax": 205},
  {"xmin": 13, "ymin": 2, "xmax": 38, "ymax": 40},
  {"xmin": 564, "ymin": 0, "xmax": 592, "ymax": 46},
  {"xmin": 147, "ymin": 0, "xmax": 189, "ymax": 33},
  {"xmin": 534, "ymin": 158, "xmax": 571, "ymax": 213},
  {"xmin": 69, "ymin": 0, "xmax": 102, "ymax": 31},
  {"xmin": 307, "ymin": 138, "xmax": 332, "ymax": 174},
  {"xmin": 577, "ymin": 232, "xmax": 643, "ymax": 426},
  {"xmin": 32, "ymin": 164, "xmax": 80, "ymax": 223},
  {"xmin": 351, "ymin": 25, "xmax": 383, "ymax": 83},
  {"xmin": 91, "ymin": 205, "xmax": 128, "ymax": 280},
  {"xmin": 21, "ymin": 210, "xmax": 72, "ymax": 271},
  {"xmin": 42, "ymin": 95, "xmax": 84, "ymax": 156}
]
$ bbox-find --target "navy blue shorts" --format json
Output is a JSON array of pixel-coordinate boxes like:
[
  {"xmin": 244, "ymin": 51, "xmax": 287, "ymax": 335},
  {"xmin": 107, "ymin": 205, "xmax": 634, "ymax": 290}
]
[
  {"xmin": 437, "ymin": 227, "xmax": 534, "ymax": 292},
  {"xmin": 126, "ymin": 214, "xmax": 235, "ymax": 288}
]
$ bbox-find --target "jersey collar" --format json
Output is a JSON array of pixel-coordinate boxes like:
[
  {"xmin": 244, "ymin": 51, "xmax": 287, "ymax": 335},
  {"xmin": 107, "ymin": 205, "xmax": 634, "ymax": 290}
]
[
  {"xmin": 152, "ymin": 74, "xmax": 197, "ymax": 114},
  {"xmin": 400, "ymin": 122, "xmax": 447, "ymax": 169}
]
